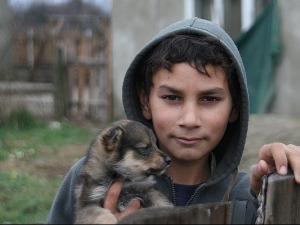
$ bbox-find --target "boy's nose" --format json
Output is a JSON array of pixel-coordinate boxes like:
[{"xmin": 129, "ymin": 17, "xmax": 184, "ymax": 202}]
[{"xmin": 179, "ymin": 102, "xmax": 201, "ymax": 128}]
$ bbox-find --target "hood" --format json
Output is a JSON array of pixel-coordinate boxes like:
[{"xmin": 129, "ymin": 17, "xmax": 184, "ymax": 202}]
[{"xmin": 122, "ymin": 17, "xmax": 249, "ymax": 186}]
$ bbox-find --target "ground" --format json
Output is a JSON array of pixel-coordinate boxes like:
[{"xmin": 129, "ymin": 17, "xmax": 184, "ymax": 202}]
[
  {"xmin": 240, "ymin": 113, "xmax": 300, "ymax": 172},
  {"xmin": 1, "ymin": 113, "xmax": 300, "ymax": 179},
  {"xmin": 0, "ymin": 142, "xmax": 90, "ymax": 179}
]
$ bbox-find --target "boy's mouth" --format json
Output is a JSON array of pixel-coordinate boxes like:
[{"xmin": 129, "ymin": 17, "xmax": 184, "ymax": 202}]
[{"xmin": 176, "ymin": 137, "xmax": 204, "ymax": 145}]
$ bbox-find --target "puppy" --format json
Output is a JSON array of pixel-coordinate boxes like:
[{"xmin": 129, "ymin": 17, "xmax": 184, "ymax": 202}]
[{"xmin": 74, "ymin": 119, "xmax": 173, "ymax": 224}]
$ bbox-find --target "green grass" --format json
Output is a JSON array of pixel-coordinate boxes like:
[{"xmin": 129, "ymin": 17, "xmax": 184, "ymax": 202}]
[
  {"xmin": 0, "ymin": 107, "xmax": 96, "ymax": 160},
  {"xmin": 0, "ymin": 108, "xmax": 99, "ymax": 223},
  {"xmin": 0, "ymin": 121, "xmax": 96, "ymax": 160},
  {"xmin": 0, "ymin": 170, "xmax": 62, "ymax": 224}
]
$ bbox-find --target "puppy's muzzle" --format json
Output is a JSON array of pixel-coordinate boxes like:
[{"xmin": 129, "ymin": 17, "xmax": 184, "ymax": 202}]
[
  {"xmin": 147, "ymin": 155, "xmax": 171, "ymax": 176},
  {"xmin": 165, "ymin": 156, "xmax": 171, "ymax": 165}
]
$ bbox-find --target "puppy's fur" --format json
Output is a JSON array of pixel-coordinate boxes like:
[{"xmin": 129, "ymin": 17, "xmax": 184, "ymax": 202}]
[{"xmin": 74, "ymin": 120, "xmax": 173, "ymax": 224}]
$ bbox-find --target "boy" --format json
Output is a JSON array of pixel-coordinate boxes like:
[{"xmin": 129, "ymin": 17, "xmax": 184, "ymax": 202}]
[{"xmin": 47, "ymin": 17, "xmax": 300, "ymax": 224}]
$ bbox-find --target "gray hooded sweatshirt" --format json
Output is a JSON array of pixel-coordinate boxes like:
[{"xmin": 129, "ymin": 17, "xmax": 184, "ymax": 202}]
[{"xmin": 47, "ymin": 17, "xmax": 257, "ymax": 224}]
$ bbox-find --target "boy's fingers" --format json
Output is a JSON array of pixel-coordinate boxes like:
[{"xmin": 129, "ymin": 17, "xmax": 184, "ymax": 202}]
[
  {"xmin": 118, "ymin": 199, "xmax": 141, "ymax": 221},
  {"xmin": 260, "ymin": 143, "xmax": 300, "ymax": 183},
  {"xmin": 250, "ymin": 160, "xmax": 269, "ymax": 196},
  {"xmin": 104, "ymin": 180, "xmax": 141, "ymax": 222},
  {"xmin": 251, "ymin": 143, "xmax": 288, "ymax": 196},
  {"xmin": 104, "ymin": 180, "xmax": 124, "ymax": 213},
  {"xmin": 258, "ymin": 143, "xmax": 288, "ymax": 175},
  {"xmin": 285, "ymin": 144, "xmax": 300, "ymax": 184},
  {"xmin": 251, "ymin": 143, "xmax": 300, "ymax": 196}
]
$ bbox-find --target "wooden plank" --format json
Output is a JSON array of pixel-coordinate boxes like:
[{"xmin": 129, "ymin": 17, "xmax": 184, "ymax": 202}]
[
  {"xmin": 53, "ymin": 47, "xmax": 68, "ymax": 120},
  {"xmin": 76, "ymin": 67, "xmax": 86, "ymax": 122},
  {"xmin": 89, "ymin": 69, "xmax": 97, "ymax": 100},
  {"xmin": 67, "ymin": 57, "xmax": 106, "ymax": 67},
  {"xmin": 105, "ymin": 25, "xmax": 112, "ymax": 122},
  {"xmin": 67, "ymin": 66, "xmax": 74, "ymax": 119},
  {"xmin": 264, "ymin": 171, "xmax": 300, "ymax": 224},
  {"xmin": 27, "ymin": 29, "xmax": 34, "ymax": 68},
  {"xmin": 88, "ymin": 69, "xmax": 97, "ymax": 121},
  {"xmin": 118, "ymin": 202, "xmax": 231, "ymax": 224}
]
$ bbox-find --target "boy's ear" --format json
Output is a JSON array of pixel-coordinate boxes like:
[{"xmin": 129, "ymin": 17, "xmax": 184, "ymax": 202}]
[
  {"xmin": 229, "ymin": 107, "xmax": 239, "ymax": 123},
  {"xmin": 139, "ymin": 90, "xmax": 152, "ymax": 120}
]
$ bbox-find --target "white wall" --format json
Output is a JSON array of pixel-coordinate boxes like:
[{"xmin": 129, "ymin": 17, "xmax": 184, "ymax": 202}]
[
  {"xmin": 271, "ymin": 0, "xmax": 300, "ymax": 118},
  {"xmin": 111, "ymin": 0, "xmax": 187, "ymax": 119},
  {"xmin": 111, "ymin": 0, "xmax": 300, "ymax": 120}
]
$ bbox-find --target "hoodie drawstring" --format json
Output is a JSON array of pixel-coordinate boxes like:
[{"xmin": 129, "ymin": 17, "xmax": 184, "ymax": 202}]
[{"xmin": 221, "ymin": 168, "xmax": 238, "ymax": 202}]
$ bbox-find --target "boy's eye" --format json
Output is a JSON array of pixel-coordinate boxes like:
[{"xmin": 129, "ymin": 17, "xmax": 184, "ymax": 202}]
[
  {"xmin": 163, "ymin": 95, "xmax": 181, "ymax": 101},
  {"xmin": 201, "ymin": 96, "xmax": 219, "ymax": 102}
]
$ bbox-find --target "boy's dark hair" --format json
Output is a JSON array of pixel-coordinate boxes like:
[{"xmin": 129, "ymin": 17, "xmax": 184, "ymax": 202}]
[{"xmin": 136, "ymin": 34, "xmax": 241, "ymax": 111}]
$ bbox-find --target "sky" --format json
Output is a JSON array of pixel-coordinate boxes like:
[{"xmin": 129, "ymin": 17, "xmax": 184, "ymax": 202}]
[{"xmin": 8, "ymin": 0, "xmax": 112, "ymax": 13}]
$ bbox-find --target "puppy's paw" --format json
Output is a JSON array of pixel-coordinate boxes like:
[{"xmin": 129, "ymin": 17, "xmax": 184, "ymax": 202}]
[{"xmin": 94, "ymin": 212, "xmax": 117, "ymax": 224}]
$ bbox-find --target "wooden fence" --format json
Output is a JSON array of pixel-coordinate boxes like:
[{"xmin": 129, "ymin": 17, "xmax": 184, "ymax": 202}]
[
  {"xmin": 66, "ymin": 57, "xmax": 110, "ymax": 122},
  {"xmin": 117, "ymin": 172, "xmax": 300, "ymax": 224},
  {"xmin": 257, "ymin": 170, "xmax": 300, "ymax": 224},
  {"xmin": 10, "ymin": 18, "xmax": 111, "ymax": 123}
]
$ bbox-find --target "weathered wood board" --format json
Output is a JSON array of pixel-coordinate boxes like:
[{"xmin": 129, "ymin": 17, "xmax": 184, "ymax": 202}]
[
  {"xmin": 118, "ymin": 202, "xmax": 231, "ymax": 224},
  {"xmin": 264, "ymin": 172, "xmax": 300, "ymax": 224}
]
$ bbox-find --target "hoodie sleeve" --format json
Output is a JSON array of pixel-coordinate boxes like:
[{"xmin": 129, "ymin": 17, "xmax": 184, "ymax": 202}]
[
  {"xmin": 230, "ymin": 172, "xmax": 258, "ymax": 224},
  {"xmin": 47, "ymin": 157, "xmax": 85, "ymax": 224}
]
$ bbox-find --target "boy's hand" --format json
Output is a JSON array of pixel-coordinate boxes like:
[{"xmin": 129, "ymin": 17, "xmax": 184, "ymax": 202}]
[
  {"xmin": 104, "ymin": 180, "xmax": 141, "ymax": 221},
  {"xmin": 250, "ymin": 143, "xmax": 300, "ymax": 196}
]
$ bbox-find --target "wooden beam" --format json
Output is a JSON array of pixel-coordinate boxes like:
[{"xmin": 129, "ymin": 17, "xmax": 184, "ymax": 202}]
[
  {"xmin": 263, "ymin": 171, "xmax": 300, "ymax": 224},
  {"xmin": 118, "ymin": 202, "xmax": 231, "ymax": 224}
]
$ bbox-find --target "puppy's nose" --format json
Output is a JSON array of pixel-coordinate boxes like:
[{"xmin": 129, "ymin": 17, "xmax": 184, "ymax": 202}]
[{"xmin": 165, "ymin": 157, "xmax": 171, "ymax": 165}]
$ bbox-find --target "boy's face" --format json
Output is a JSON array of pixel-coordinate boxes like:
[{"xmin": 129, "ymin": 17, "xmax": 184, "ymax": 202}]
[{"xmin": 140, "ymin": 63, "xmax": 238, "ymax": 164}]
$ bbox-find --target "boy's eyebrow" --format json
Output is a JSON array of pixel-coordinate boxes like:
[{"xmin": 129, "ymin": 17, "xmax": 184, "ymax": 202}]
[
  {"xmin": 158, "ymin": 85, "xmax": 179, "ymax": 94},
  {"xmin": 202, "ymin": 88, "xmax": 226, "ymax": 95},
  {"xmin": 158, "ymin": 84, "xmax": 226, "ymax": 95}
]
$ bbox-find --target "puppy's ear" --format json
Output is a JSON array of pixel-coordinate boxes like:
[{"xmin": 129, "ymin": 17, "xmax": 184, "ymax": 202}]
[{"xmin": 102, "ymin": 126, "xmax": 123, "ymax": 152}]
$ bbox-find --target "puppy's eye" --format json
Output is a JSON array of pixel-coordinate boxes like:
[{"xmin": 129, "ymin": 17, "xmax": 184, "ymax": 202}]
[{"xmin": 139, "ymin": 145, "xmax": 149, "ymax": 155}]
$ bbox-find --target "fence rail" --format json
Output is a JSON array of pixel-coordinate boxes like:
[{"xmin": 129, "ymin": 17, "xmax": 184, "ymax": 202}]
[{"xmin": 117, "ymin": 172, "xmax": 300, "ymax": 224}]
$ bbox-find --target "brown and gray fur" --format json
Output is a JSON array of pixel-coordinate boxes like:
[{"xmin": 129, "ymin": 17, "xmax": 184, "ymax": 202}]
[{"xmin": 74, "ymin": 119, "xmax": 173, "ymax": 224}]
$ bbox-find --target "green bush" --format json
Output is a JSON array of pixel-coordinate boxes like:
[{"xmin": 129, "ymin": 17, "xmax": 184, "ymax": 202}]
[
  {"xmin": 0, "ymin": 107, "xmax": 40, "ymax": 129},
  {"xmin": 7, "ymin": 107, "xmax": 38, "ymax": 129}
]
